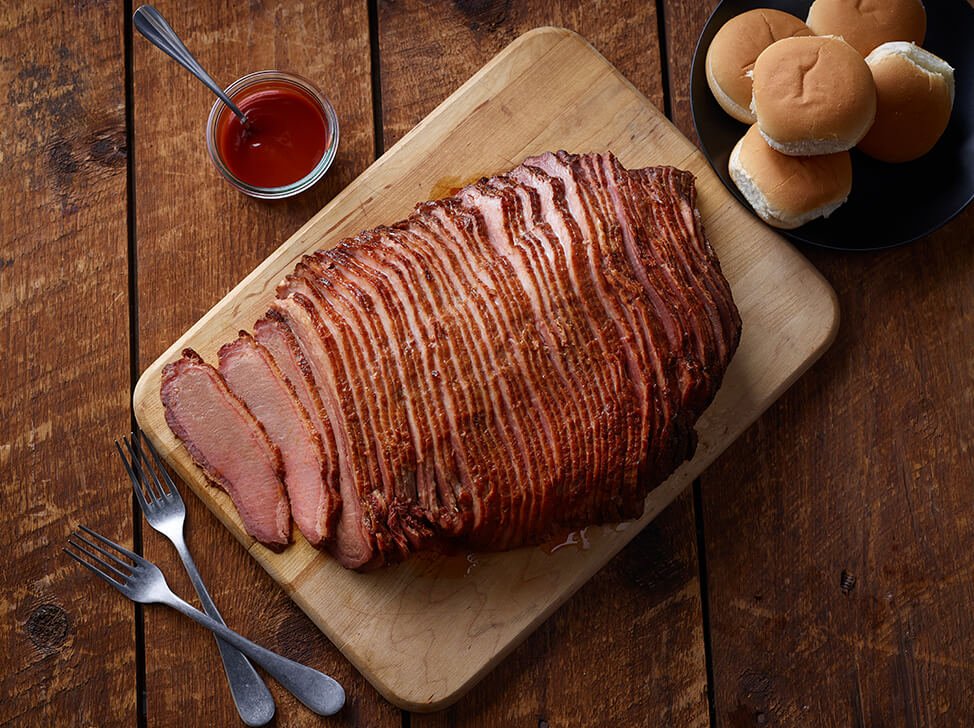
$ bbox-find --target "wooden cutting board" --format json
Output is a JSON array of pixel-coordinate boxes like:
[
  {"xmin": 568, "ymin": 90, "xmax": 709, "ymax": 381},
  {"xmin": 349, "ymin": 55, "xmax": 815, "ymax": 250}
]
[{"xmin": 134, "ymin": 27, "xmax": 839, "ymax": 711}]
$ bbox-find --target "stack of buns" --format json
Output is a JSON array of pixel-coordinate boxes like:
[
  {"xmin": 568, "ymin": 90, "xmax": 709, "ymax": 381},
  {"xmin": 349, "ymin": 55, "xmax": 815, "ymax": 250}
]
[{"xmin": 706, "ymin": 0, "xmax": 955, "ymax": 230}]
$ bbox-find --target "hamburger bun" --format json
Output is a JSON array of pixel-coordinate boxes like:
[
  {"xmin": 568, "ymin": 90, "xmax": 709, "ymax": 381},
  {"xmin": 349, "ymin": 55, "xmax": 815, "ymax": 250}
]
[
  {"xmin": 752, "ymin": 35, "xmax": 876, "ymax": 156},
  {"xmin": 705, "ymin": 9, "xmax": 812, "ymax": 124},
  {"xmin": 858, "ymin": 42, "xmax": 955, "ymax": 163},
  {"xmin": 807, "ymin": 0, "xmax": 926, "ymax": 57},
  {"xmin": 729, "ymin": 124, "xmax": 853, "ymax": 229}
]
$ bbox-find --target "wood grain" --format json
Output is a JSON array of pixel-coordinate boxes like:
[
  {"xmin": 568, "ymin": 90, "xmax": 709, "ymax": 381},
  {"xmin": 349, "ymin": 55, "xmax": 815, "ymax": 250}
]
[
  {"xmin": 0, "ymin": 1, "xmax": 133, "ymax": 725},
  {"xmin": 4, "ymin": 0, "xmax": 968, "ymax": 724},
  {"xmin": 376, "ymin": 0, "xmax": 667, "ymax": 149},
  {"xmin": 376, "ymin": 1, "xmax": 706, "ymax": 723},
  {"xmin": 133, "ymin": 27, "xmax": 838, "ymax": 711},
  {"xmin": 704, "ymin": 226, "xmax": 974, "ymax": 727},
  {"xmin": 660, "ymin": 0, "xmax": 703, "ymax": 145},
  {"xmin": 665, "ymin": 1, "xmax": 974, "ymax": 725},
  {"xmin": 132, "ymin": 1, "xmax": 398, "ymax": 725}
]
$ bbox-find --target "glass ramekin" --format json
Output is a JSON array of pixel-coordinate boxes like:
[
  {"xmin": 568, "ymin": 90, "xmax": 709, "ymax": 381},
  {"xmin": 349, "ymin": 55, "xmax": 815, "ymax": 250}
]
[{"xmin": 205, "ymin": 70, "xmax": 340, "ymax": 200}]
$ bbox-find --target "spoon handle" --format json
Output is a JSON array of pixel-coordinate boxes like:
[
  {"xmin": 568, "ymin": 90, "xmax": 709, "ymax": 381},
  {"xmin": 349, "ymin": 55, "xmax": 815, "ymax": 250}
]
[{"xmin": 133, "ymin": 5, "xmax": 248, "ymax": 122}]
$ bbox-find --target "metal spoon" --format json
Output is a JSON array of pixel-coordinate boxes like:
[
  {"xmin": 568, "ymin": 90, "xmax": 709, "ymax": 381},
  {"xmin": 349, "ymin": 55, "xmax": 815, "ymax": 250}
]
[{"xmin": 133, "ymin": 5, "xmax": 249, "ymax": 125}]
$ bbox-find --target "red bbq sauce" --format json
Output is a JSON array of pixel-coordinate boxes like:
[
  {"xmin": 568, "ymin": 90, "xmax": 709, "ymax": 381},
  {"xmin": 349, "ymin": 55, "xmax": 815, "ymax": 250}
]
[{"xmin": 216, "ymin": 81, "xmax": 329, "ymax": 188}]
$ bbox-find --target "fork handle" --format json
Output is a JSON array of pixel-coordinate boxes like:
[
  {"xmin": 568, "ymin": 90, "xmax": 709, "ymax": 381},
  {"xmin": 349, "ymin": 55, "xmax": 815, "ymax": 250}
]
[
  {"xmin": 162, "ymin": 592, "xmax": 345, "ymax": 716},
  {"xmin": 173, "ymin": 541, "xmax": 276, "ymax": 726}
]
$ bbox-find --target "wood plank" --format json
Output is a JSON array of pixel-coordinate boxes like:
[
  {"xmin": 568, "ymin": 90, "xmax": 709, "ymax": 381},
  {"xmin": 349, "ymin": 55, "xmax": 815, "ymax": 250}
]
[
  {"xmin": 133, "ymin": 27, "xmax": 838, "ymax": 711},
  {"xmin": 704, "ymin": 224, "xmax": 974, "ymax": 726},
  {"xmin": 0, "ymin": 2, "xmax": 134, "ymax": 725},
  {"xmin": 132, "ymin": 1, "xmax": 398, "ymax": 724},
  {"xmin": 664, "ymin": 1, "xmax": 974, "ymax": 724},
  {"xmin": 377, "ymin": 0, "xmax": 667, "ymax": 148},
  {"xmin": 375, "ymin": 1, "xmax": 707, "ymax": 723},
  {"xmin": 660, "ymin": 0, "xmax": 704, "ymax": 144}
]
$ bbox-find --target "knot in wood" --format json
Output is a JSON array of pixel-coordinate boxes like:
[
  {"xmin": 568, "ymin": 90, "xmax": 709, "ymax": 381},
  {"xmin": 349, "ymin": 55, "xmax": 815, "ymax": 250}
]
[
  {"xmin": 453, "ymin": 0, "xmax": 511, "ymax": 32},
  {"xmin": 26, "ymin": 603, "xmax": 69, "ymax": 650},
  {"xmin": 739, "ymin": 668, "xmax": 772, "ymax": 698}
]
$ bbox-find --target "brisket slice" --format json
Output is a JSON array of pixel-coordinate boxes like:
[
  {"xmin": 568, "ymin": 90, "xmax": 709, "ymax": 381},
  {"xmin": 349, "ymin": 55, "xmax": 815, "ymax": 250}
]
[
  {"xmin": 160, "ymin": 349, "xmax": 291, "ymax": 550},
  {"xmin": 218, "ymin": 331, "xmax": 339, "ymax": 547},
  {"xmin": 160, "ymin": 151, "xmax": 742, "ymax": 570},
  {"xmin": 271, "ymin": 294, "xmax": 383, "ymax": 569},
  {"xmin": 252, "ymin": 310, "xmax": 341, "ymax": 513}
]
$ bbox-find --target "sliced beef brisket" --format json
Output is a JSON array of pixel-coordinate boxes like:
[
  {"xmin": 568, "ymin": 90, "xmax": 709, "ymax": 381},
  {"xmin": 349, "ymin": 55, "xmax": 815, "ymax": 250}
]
[
  {"xmin": 160, "ymin": 349, "xmax": 291, "ymax": 550},
  {"xmin": 218, "ymin": 331, "xmax": 339, "ymax": 547},
  {"xmin": 160, "ymin": 151, "xmax": 741, "ymax": 570}
]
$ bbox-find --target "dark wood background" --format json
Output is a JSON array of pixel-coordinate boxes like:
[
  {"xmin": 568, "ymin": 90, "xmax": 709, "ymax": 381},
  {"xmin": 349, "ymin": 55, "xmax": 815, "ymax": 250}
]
[{"xmin": 3, "ymin": 1, "xmax": 971, "ymax": 725}]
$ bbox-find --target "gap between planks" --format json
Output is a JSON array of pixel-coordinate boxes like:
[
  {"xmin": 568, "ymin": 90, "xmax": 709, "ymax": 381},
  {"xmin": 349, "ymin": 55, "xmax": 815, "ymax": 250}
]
[
  {"xmin": 121, "ymin": 0, "xmax": 148, "ymax": 726},
  {"xmin": 655, "ymin": 0, "xmax": 715, "ymax": 724}
]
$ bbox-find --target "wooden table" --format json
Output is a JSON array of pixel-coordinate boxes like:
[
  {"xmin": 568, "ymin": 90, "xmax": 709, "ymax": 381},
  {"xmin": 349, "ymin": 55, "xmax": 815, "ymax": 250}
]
[{"xmin": 3, "ymin": 1, "xmax": 972, "ymax": 725}]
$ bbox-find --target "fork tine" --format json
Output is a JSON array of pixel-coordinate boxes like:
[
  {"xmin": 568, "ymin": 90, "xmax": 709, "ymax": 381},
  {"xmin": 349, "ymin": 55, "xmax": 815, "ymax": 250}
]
[
  {"xmin": 126, "ymin": 431, "xmax": 166, "ymax": 500},
  {"xmin": 128, "ymin": 434, "xmax": 169, "ymax": 501},
  {"xmin": 63, "ymin": 547, "xmax": 125, "ymax": 588},
  {"xmin": 71, "ymin": 531, "xmax": 134, "ymax": 574},
  {"xmin": 123, "ymin": 434, "xmax": 161, "ymax": 503},
  {"xmin": 66, "ymin": 537, "xmax": 131, "ymax": 583},
  {"xmin": 79, "ymin": 524, "xmax": 142, "ymax": 563},
  {"xmin": 116, "ymin": 438, "xmax": 151, "ymax": 511},
  {"xmin": 140, "ymin": 431, "xmax": 182, "ymax": 501}
]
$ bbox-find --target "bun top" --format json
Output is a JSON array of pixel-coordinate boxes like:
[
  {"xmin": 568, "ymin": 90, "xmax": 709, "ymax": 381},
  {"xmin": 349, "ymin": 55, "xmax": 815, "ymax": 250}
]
[
  {"xmin": 706, "ymin": 9, "xmax": 812, "ymax": 123},
  {"xmin": 752, "ymin": 35, "xmax": 876, "ymax": 150},
  {"xmin": 807, "ymin": 0, "xmax": 926, "ymax": 56},
  {"xmin": 858, "ymin": 42, "xmax": 955, "ymax": 162},
  {"xmin": 734, "ymin": 123, "xmax": 852, "ymax": 220},
  {"xmin": 867, "ymin": 41, "xmax": 954, "ymax": 105}
]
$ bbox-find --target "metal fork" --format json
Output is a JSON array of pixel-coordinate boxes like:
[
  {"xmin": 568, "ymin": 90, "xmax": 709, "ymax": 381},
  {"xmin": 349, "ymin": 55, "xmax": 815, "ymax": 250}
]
[
  {"xmin": 116, "ymin": 433, "xmax": 276, "ymax": 726},
  {"xmin": 65, "ymin": 525, "xmax": 345, "ymax": 717}
]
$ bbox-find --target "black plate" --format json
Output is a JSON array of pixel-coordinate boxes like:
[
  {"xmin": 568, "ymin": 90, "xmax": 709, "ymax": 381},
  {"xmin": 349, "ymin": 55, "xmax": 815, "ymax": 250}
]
[{"xmin": 690, "ymin": 0, "xmax": 974, "ymax": 250}]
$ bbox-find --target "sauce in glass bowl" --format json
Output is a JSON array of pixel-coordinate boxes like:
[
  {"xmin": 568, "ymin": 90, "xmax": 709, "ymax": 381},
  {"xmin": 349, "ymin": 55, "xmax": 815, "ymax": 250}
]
[{"xmin": 206, "ymin": 71, "xmax": 339, "ymax": 199}]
